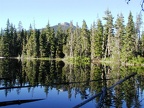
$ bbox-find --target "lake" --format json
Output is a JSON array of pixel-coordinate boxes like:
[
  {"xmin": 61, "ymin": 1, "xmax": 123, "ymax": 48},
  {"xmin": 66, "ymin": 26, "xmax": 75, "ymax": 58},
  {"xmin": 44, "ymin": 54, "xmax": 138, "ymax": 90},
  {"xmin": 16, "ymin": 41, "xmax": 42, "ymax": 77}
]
[{"xmin": 0, "ymin": 59, "xmax": 144, "ymax": 108}]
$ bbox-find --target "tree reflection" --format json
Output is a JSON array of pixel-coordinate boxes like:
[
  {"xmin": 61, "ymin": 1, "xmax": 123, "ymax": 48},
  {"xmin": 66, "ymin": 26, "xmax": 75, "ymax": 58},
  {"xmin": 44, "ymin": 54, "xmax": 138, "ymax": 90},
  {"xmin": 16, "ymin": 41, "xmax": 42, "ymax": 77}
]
[{"xmin": 0, "ymin": 59, "xmax": 144, "ymax": 107}]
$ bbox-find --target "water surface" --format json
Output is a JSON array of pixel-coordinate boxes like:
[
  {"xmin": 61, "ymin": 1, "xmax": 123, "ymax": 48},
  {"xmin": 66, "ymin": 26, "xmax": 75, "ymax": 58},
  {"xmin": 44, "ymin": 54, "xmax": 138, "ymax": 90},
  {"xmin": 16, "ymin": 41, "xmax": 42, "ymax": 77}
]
[{"xmin": 0, "ymin": 59, "xmax": 144, "ymax": 108}]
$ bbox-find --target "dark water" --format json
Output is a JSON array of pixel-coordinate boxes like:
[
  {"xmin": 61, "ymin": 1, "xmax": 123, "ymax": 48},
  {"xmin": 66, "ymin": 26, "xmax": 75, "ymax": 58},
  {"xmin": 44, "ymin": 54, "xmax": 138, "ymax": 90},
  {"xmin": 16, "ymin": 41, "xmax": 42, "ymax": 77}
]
[{"xmin": 0, "ymin": 59, "xmax": 144, "ymax": 108}]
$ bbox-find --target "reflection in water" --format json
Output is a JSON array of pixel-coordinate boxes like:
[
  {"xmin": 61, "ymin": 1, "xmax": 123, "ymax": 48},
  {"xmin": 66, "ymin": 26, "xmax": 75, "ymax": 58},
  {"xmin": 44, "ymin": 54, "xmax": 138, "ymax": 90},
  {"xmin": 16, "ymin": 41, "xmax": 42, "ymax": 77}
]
[
  {"xmin": 0, "ymin": 59, "xmax": 144, "ymax": 107},
  {"xmin": 0, "ymin": 99, "xmax": 44, "ymax": 107}
]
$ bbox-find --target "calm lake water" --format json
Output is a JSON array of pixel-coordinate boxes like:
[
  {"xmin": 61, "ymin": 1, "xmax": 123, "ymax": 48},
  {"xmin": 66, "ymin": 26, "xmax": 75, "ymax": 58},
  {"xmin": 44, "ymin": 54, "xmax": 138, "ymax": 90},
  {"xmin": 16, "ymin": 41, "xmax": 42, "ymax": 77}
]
[{"xmin": 0, "ymin": 59, "xmax": 144, "ymax": 108}]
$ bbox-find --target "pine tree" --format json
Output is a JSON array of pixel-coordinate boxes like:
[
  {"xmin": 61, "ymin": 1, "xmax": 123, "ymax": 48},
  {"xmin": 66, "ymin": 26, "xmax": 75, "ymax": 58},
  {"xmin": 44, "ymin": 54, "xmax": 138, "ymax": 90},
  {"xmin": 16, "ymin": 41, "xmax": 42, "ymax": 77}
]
[
  {"xmin": 2, "ymin": 19, "xmax": 11, "ymax": 57},
  {"xmin": 81, "ymin": 20, "xmax": 90, "ymax": 57},
  {"xmin": 9, "ymin": 24, "xmax": 15, "ymax": 56},
  {"xmin": 17, "ymin": 21, "xmax": 24, "ymax": 57},
  {"xmin": 90, "ymin": 22, "xmax": 96, "ymax": 60},
  {"xmin": 135, "ymin": 14, "xmax": 142, "ymax": 56},
  {"xmin": 50, "ymin": 28, "xmax": 56, "ymax": 58},
  {"xmin": 140, "ymin": 31, "xmax": 144, "ymax": 56},
  {"xmin": 45, "ymin": 21, "xmax": 51, "ymax": 57},
  {"xmin": 63, "ymin": 21, "xmax": 75, "ymax": 57},
  {"xmin": 91, "ymin": 19, "xmax": 103, "ymax": 60},
  {"xmin": 26, "ymin": 25, "xmax": 39, "ymax": 57},
  {"xmin": 22, "ymin": 29, "xmax": 28, "ymax": 57},
  {"xmin": 35, "ymin": 29, "xmax": 40, "ymax": 57},
  {"xmin": 0, "ymin": 29, "xmax": 4, "ymax": 56},
  {"xmin": 103, "ymin": 10, "xmax": 114, "ymax": 58},
  {"xmin": 39, "ymin": 29, "xmax": 47, "ymax": 57},
  {"xmin": 121, "ymin": 12, "xmax": 136, "ymax": 62},
  {"xmin": 11, "ymin": 26, "xmax": 18, "ymax": 56},
  {"xmin": 95, "ymin": 19, "xmax": 103, "ymax": 58},
  {"xmin": 73, "ymin": 23, "xmax": 81, "ymax": 57},
  {"xmin": 113, "ymin": 14, "xmax": 125, "ymax": 61},
  {"xmin": 56, "ymin": 24, "xmax": 65, "ymax": 58}
]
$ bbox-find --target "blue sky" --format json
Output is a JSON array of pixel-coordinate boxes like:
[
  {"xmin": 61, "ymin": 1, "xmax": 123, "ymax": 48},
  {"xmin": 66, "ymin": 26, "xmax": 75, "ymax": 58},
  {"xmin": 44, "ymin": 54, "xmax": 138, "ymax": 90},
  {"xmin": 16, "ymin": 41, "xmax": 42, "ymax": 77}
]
[{"xmin": 0, "ymin": 0, "xmax": 143, "ymax": 30}]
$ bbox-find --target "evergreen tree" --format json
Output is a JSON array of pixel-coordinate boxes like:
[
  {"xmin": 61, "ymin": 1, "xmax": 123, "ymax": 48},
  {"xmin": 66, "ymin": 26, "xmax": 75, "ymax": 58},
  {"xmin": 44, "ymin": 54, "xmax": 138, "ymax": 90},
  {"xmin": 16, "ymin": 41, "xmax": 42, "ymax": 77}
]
[
  {"xmin": 26, "ymin": 25, "xmax": 39, "ymax": 57},
  {"xmin": 35, "ymin": 29, "xmax": 40, "ymax": 57},
  {"xmin": 73, "ymin": 23, "xmax": 81, "ymax": 57},
  {"xmin": 121, "ymin": 12, "xmax": 136, "ymax": 62},
  {"xmin": 64, "ymin": 21, "xmax": 75, "ymax": 57},
  {"xmin": 113, "ymin": 14, "xmax": 125, "ymax": 61},
  {"xmin": 50, "ymin": 28, "xmax": 56, "ymax": 58},
  {"xmin": 9, "ymin": 24, "xmax": 15, "ymax": 56},
  {"xmin": 135, "ymin": 14, "xmax": 142, "ymax": 56},
  {"xmin": 11, "ymin": 26, "xmax": 18, "ymax": 56},
  {"xmin": 95, "ymin": 19, "xmax": 103, "ymax": 59},
  {"xmin": 56, "ymin": 24, "xmax": 66, "ymax": 58},
  {"xmin": 0, "ymin": 29, "xmax": 4, "ymax": 56},
  {"xmin": 17, "ymin": 21, "xmax": 24, "ymax": 57},
  {"xmin": 39, "ymin": 29, "xmax": 47, "ymax": 57},
  {"xmin": 90, "ymin": 22, "xmax": 96, "ymax": 60},
  {"xmin": 140, "ymin": 31, "xmax": 144, "ymax": 56},
  {"xmin": 45, "ymin": 22, "xmax": 52, "ymax": 57},
  {"xmin": 39, "ymin": 22, "xmax": 56, "ymax": 58},
  {"xmin": 103, "ymin": 10, "xmax": 114, "ymax": 58},
  {"xmin": 91, "ymin": 19, "xmax": 103, "ymax": 60},
  {"xmin": 22, "ymin": 29, "xmax": 28, "ymax": 57},
  {"xmin": 2, "ymin": 19, "xmax": 11, "ymax": 57},
  {"xmin": 81, "ymin": 20, "xmax": 90, "ymax": 57}
]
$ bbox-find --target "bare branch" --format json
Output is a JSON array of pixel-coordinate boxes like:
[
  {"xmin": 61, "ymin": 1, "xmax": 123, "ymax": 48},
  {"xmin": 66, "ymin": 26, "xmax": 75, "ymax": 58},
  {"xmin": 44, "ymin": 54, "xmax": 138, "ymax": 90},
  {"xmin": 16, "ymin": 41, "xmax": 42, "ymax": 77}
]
[
  {"xmin": 141, "ymin": 0, "xmax": 144, "ymax": 11},
  {"xmin": 126, "ymin": 0, "xmax": 144, "ymax": 12}
]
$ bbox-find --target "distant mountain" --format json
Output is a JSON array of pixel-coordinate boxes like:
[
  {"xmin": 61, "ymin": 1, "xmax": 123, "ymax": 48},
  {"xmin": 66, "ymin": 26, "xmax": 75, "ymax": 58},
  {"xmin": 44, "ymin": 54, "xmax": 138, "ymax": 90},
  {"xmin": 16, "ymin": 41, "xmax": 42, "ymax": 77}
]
[{"xmin": 52, "ymin": 22, "xmax": 76, "ymax": 31}]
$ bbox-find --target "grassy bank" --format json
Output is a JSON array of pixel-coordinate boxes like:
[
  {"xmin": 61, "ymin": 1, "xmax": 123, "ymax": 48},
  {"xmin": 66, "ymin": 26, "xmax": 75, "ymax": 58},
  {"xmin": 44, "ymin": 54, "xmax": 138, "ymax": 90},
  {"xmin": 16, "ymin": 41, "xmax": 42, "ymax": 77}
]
[{"xmin": 100, "ymin": 56, "xmax": 144, "ymax": 66}]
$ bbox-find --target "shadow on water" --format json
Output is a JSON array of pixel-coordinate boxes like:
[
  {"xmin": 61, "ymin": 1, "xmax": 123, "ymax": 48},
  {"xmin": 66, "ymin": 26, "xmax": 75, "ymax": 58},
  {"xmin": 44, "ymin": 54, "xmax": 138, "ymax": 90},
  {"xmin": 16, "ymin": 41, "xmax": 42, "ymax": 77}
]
[
  {"xmin": 0, "ymin": 99, "xmax": 44, "ymax": 107},
  {"xmin": 0, "ymin": 59, "xmax": 144, "ymax": 107}
]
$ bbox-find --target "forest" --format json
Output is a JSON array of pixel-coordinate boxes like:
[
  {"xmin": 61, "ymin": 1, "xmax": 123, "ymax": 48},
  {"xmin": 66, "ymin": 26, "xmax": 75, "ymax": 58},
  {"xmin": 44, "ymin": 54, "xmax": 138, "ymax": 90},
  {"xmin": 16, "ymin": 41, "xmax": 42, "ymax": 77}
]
[{"xmin": 0, "ymin": 10, "xmax": 144, "ymax": 64}]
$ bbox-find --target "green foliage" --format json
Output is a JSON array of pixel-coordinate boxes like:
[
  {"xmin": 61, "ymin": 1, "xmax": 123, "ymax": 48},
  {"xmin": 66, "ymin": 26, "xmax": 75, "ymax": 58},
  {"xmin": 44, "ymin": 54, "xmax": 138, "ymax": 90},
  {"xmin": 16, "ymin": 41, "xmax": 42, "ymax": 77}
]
[
  {"xmin": 91, "ymin": 19, "xmax": 103, "ymax": 59},
  {"xmin": 103, "ymin": 9, "xmax": 114, "ymax": 58},
  {"xmin": 111, "ymin": 14, "xmax": 125, "ymax": 62},
  {"xmin": 0, "ymin": 10, "xmax": 144, "ymax": 65},
  {"xmin": 121, "ymin": 12, "xmax": 136, "ymax": 63},
  {"xmin": 64, "ymin": 56, "xmax": 90, "ymax": 65},
  {"xmin": 81, "ymin": 20, "xmax": 90, "ymax": 57},
  {"xmin": 128, "ymin": 56, "xmax": 144, "ymax": 65}
]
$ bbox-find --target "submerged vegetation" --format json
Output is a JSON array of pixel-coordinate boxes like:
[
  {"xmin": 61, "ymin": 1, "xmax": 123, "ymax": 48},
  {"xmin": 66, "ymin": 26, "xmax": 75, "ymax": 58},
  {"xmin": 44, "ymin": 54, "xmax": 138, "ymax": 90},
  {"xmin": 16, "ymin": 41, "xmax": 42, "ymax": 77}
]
[{"xmin": 0, "ymin": 10, "xmax": 144, "ymax": 65}]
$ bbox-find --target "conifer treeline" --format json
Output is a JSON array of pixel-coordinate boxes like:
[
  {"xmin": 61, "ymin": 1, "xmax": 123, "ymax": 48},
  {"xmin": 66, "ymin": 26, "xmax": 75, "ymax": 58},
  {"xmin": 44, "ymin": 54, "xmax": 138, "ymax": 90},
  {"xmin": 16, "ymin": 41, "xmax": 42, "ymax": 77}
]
[{"xmin": 0, "ymin": 10, "xmax": 144, "ymax": 62}]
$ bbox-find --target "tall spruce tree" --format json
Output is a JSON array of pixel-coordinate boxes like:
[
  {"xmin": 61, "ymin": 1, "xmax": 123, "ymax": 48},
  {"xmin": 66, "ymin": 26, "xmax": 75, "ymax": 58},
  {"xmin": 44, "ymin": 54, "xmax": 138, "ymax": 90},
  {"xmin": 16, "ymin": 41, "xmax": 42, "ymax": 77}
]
[
  {"xmin": 91, "ymin": 19, "xmax": 103, "ymax": 60},
  {"xmin": 26, "ymin": 25, "xmax": 39, "ymax": 57},
  {"xmin": 140, "ymin": 31, "xmax": 144, "ymax": 56},
  {"xmin": 2, "ymin": 19, "xmax": 11, "ymax": 57},
  {"xmin": 9, "ymin": 24, "xmax": 15, "ymax": 56},
  {"xmin": 135, "ymin": 14, "xmax": 142, "ymax": 56},
  {"xmin": 56, "ymin": 24, "xmax": 65, "ymax": 58},
  {"xmin": 45, "ymin": 21, "xmax": 51, "ymax": 57},
  {"xmin": 11, "ymin": 26, "xmax": 18, "ymax": 56},
  {"xmin": 50, "ymin": 28, "xmax": 56, "ymax": 58},
  {"xmin": 90, "ymin": 22, "xmax": 96, "ymax": 60},
  {"xmin": 22, "ymin": 29, "xmax": 28, "ymax": 57},
  {"xmin": 73, "ymin": 23, "xmax": 81, "ymax": 57},
  {"xmin": 113, "ymin": 14, "xmax": 125, "ymax": 61},
  {"xmin": 63, "ymin": 21, "xmax": 75, "ymax": 57},
  {"xmin": 39, "ymin": 29, "xmax": 47, "ymax": 57},
  {"xmin": 121, "ymin": 12, "xmax": 136, "ymax": 62},
  {"xmin": 81, "ymin": 20, "xmax": 90, "ymax": 57},
  {"xmin": 103, "ymin": 10, "xmax": 114, "ymax": 58},
  {"xmin": 96, "ymin": 19, "xmax": 103, "ymax": 58},
  {"xmin": 69, "ymin": 22, "xmax": 74, "ymax": 57},
  {"xmin": 17, "ymin": 21, "xmax": 24, "ymax": 57},
  {"xmin": 0, "ymin": 29, "xmax": 4, "ymax": 56},
  {"xmin": 35, "ymin": 29, "xmax": 40, "ymax": 57}
]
